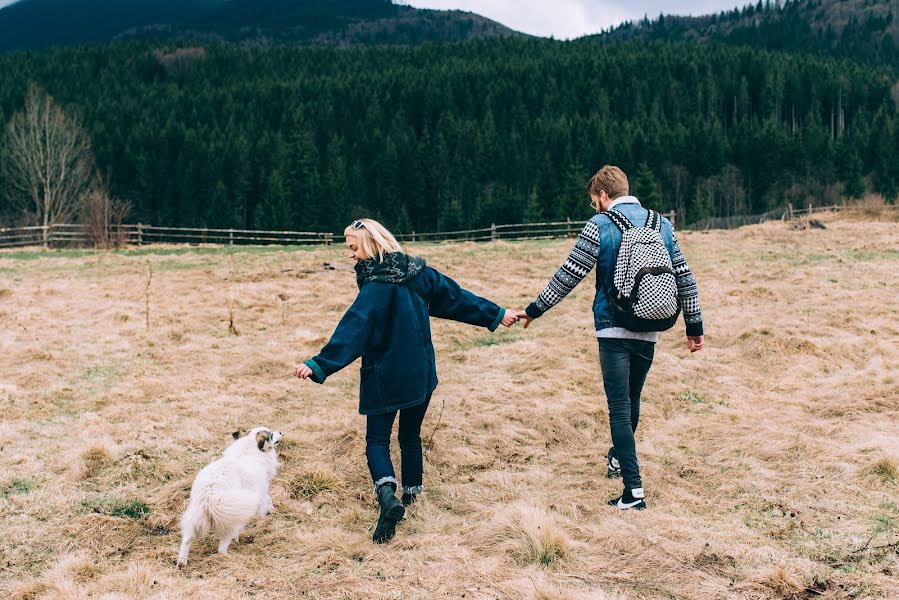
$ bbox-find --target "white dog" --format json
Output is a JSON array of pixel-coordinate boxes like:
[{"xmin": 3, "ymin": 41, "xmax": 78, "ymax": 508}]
[{"xmin": 177, "ymin": 427, "xmax": 282, "ymax": 566}]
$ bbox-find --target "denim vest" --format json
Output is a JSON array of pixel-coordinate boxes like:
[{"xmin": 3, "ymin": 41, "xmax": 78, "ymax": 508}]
[{"xmin": 590, "ymin": 200, "xmax": 676, "ymax": 331}]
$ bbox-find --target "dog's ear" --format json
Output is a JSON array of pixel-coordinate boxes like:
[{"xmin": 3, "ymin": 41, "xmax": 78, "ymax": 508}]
[
  {"xmin": 256, "ymin": 430, "xmax": 272, "ymax": 451},
  {"xmin": 232, "ymin": 429, "xmax": 246, "ymax": 440}
]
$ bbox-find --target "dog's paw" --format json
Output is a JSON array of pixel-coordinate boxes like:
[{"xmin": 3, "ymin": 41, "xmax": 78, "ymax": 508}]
[{"xmin": 175, "ymin": 558, "xmax": 187, "ymax": 568}]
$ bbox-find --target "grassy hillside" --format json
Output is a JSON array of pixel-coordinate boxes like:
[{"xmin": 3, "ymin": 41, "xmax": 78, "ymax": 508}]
[{"xmin": 1, "ymin": 214, "xmax": 897, "ymax": 598}]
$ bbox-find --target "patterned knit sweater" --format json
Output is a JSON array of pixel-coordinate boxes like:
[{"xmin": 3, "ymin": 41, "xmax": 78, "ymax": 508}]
[{"xmin": 528, "ymin": 203, "xmax": 703, "ymax": 341}]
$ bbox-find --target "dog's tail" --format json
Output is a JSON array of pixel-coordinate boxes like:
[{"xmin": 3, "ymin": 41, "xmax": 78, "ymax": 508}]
[{"xmin": 190, "ymin": 488, "xmax": 260, "ymax": 536}]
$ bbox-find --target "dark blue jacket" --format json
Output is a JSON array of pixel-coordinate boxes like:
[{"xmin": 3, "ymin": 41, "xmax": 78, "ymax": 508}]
[{"xmin": 304, "ymin": 266, "xmax": 504, "ymax": 415}]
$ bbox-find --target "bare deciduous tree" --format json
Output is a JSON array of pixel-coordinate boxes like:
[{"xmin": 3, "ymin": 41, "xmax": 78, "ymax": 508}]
[
  {"xmin": 2, "ymin": 85, "xmax": 95, "ymax": 245},
  {"xmin": 81, "ymin": 174, "xmax": 132, "ymax": 249}
]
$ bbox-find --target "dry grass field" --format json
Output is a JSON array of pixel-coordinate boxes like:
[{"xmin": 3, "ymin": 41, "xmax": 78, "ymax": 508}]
[{"xmin": 1, "ymin": 214, "xmax": 897, "ymax": 599}]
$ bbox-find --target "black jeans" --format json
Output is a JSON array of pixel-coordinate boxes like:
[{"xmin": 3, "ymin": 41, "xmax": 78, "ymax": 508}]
[
  {"xmin": 598, "ymin": 338, "xmax": 655, "ymax": 490},
  {"xmin": 365, "ymin": 394, "xmax": 431, "ymax": 494}
]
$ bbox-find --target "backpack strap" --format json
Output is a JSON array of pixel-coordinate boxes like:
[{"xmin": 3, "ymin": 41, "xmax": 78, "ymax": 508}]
[
  {"xmin": 602, "ymin": 208, "xmax": 633, "ymax": 232},
  {"xmin": 644, "ymin": 209, "xmax": 662, "ymax": 232}
]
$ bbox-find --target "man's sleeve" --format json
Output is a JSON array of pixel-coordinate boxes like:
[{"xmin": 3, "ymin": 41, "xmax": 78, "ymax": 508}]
[
  {"xmin": 670, "ymin": 227, "xmax": 704, "ymax": 337},
  {"xmin": 525, "ymin": 220, "xmax": 600, "ymax": 319}
]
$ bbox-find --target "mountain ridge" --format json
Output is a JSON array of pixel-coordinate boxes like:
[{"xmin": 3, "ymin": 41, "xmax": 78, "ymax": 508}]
[
  {"xmin": 0, "ymin": 0, "xmax": 523, "ymax": 52},
  {"xmin": 597, "ymin": 0, "xmax": 897, "ymax": 66}
]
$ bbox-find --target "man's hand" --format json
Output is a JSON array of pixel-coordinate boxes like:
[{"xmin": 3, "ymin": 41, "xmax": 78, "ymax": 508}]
[
  {"xmin": 293, "ymin": 363, "xmax": 313, "ymax": 379},
  {"xmin": 501, "ymin": 309, "xmax": 519, "ymax": 327},
  {"xmin": 514, "ymin": 310, "xmax": 534, "ymax": 329},
  {"xmin": 687, "ymin": 335, "xmax": 704, "ymax": 353}
]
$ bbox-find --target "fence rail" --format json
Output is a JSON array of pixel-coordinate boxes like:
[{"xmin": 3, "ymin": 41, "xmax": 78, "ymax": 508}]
[
  {"xmin": 0, "ymin": 224, "xmax": 335, "ymax": 249},
  {"xmin": 393, "ymin": 215, "xmax": 676, "ymax": 243},
  {"xmin": 1, "ymin": 205, "xmax": 893, "ymax": 250}
]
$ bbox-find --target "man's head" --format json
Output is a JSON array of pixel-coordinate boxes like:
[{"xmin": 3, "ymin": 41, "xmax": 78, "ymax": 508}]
[{"xmin": 587, "ymin": 165, "xmax": 629, "ymax": 212}]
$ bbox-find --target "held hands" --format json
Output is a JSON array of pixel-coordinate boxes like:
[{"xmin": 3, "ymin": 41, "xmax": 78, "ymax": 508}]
[
  {"xmin": 501, "ymin": 309, "xmax": 519, "ymax": 328},
  {"xmin": 514, "ymin": 310, "xmax": 534, "ymax": 329},
  {"xmin": 293, "ymin": 363, "xmax": 313, "ymax": 379},
  {"xmin": 687, "ymin": 335, "xmax": 704, "ymax": 353}
]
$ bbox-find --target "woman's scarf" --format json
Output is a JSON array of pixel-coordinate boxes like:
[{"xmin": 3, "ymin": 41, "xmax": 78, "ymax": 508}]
[{"xmin": 355, "ymin": 252, "xmax": 426, "ymax": 289}]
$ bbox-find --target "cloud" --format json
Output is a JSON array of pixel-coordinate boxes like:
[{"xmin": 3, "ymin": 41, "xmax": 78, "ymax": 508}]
[{"xmin": 401, "ymin": 0, "xmax": 747, "ymax": 39}]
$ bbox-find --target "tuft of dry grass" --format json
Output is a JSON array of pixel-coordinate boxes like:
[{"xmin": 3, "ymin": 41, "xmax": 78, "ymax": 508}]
[
  {"xmin": 863, "ymin": 455, "xmax": 898, "ymax": 486},
  {"xmin": 748, "ymin": 565, "xmax": 806, "ymax": 597},
  {"xmin": 1, "ymin": 217, "xmax": 898, "ymax": 598},
  {"xmin": 287, "ymin": 469, "xmax": 344, "ymax": 500},
  {"xmin": 80, "ymin": 446, "xmax": 113, "ymax": 479},
  {"xmin": 480, "ymin": 503, "xmax": 572, "ymax": 568}
]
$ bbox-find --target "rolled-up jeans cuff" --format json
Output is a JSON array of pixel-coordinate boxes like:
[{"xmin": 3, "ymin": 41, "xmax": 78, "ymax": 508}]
[
  {"xmin": 402, "ymin": 485, "xmax": 423, "ymax": 495},
  {"xmin": 373, "ymin": 476, "xmax": 398, "ymax": 492}
]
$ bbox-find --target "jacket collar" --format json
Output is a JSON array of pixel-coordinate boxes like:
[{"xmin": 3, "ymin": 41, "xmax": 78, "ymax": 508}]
[{"xmin": 608, "ymin": 196, "xmax": 641, "ymax": 210}]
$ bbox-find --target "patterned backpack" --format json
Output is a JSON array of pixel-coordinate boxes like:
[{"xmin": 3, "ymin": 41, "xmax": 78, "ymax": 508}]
[{"xmin": 603, "ymin": 208, "xmax": 680, "ymax": 332}]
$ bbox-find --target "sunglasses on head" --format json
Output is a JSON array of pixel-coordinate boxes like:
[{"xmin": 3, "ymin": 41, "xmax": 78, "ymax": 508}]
[{"xmin": 352, "ymin": 220, "xmax": 370, "ymax": 232}]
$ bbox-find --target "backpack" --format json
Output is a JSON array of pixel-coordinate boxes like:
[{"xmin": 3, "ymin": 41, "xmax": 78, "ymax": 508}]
[{"xmin": 602, "ymin": 208, "xmax": 680, "ymax": 332}]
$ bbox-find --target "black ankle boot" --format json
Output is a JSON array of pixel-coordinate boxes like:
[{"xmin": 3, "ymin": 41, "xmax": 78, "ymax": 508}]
[
  {"xmin": 373, "ymin": 483, "xmax": 405, "ymax": 544},
  {"xmin": 401, "ymin": 492, "xmax": 417, "ymax": 506}
]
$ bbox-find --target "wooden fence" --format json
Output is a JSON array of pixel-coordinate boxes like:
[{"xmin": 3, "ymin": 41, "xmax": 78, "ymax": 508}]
[
  {"xmin": 2, "ymin": 205, "xmax": 892, "ymax": 250},
  {"xmin": 392, "ymin": 217, "xmax": 655, "ymax": 243},
  {"xmin": 0, "ymin": 224, "xmax": 334, "ymax": 249},
  {"xmin": 0, "ymin": 213, "xmax": 674, "ymax": 250}
]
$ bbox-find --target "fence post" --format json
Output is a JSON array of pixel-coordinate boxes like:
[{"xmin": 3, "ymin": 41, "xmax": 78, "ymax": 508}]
[
  {"xmin": 787, "ymin": 204, "xmax": 794, "ymax": 221},
  {"xmin": 228, "ymin": 229, "xmax": 234, "ymax": 246},
  {"xmin": 669, "ymin": 210, "xmax": 676, "ymax": 229},
  {"xmin": 491, "ymin": 223, "xmax": 496, "ymax": 242},
  {"xmin": 566, "ymin": 217, "xmax": 572, "ymax": 237},
  {"xmin": 137, "ymin": 223, "xmax": 143, "ymax": 246},
  {"xmin": 43, "ymin": 225, "xmax": 49, "ymax": 249},
  {"xmin": 411, "ymin": 230, "xmax": 416, "ymax": 242}
]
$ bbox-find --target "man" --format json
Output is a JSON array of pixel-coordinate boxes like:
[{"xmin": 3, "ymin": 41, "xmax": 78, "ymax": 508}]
[{"xmin": 516, "ymin": 165, "xmax": 704, "ymax": 510}]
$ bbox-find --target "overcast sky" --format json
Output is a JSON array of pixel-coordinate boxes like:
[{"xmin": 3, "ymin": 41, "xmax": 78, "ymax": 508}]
[
  {"xmin": 402, "ymin": 1, "xmax": 748, "ymax": 38},
  {"xmin": 0, "ymin": 0, "xmax": 751, "ymax": 39}
]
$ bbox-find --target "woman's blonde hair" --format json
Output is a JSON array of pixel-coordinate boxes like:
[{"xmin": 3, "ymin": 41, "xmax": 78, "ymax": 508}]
[{"xmin": 343, "ymin": 218, "xmax": 403, "ymax": 261}]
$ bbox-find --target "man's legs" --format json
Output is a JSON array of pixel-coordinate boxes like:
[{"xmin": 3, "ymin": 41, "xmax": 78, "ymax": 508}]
[
  {"xmin": 599, "ymin": 338, "xmax": 654, "ymax": 495},
  {"xmin": 599, "ymin": 339, "xmax": 642, "ymax": 490},
  {"xmin": 627, "ymin": 340, "xmax": 655, "ymax": 435}
]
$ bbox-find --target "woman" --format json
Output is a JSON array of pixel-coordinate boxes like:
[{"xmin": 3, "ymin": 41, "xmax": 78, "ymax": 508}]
[{"xmin": 295, "ymin": 218, "xmax": 518, "ymax": 542}]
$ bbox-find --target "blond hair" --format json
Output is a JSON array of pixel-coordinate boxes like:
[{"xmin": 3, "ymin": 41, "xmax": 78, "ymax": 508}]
[
  {"xmin": 343, "ymin": 218, "xmax": 403, "ymax": 261},
  {"xmin": 586, "ymin": 165, "xmax": 629, "ymax": 201}
]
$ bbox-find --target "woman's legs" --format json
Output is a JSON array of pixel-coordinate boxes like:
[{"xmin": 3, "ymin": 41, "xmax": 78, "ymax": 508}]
[
  {"xmin": 366, "ymin": 410, "xmax": 398, "ymax": 490},
  {"xmin": 397, "ymin": 394, "xmax": 431, "ymax": 499},
  {"xmin": 366, "ymin": 410, "xmax": 405, "ymax": 543}
]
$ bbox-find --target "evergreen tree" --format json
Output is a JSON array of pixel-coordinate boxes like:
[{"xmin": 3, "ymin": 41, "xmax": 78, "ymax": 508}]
[
  {"xmin": 632, "ymin": 163, "xmax": 662, "ymax": 209},
  {"xmin": 524, "ymin": 187, "xmax": 543, "ymax": 223}
]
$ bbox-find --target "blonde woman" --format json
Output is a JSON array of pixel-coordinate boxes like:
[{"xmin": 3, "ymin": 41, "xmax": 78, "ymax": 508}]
[{"xmin": 295, "ymin": 218, "xmax": 518, "ymax": 543}]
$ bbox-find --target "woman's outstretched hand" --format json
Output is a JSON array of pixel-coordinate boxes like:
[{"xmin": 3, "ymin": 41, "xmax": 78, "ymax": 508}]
[
  {"xmin": 294, "ymin": 363, "xmax": 313, "ymax": 379},
  {"xmin": 501, "ymin": 309, "xmax": 519, "ymax": 327},
  {"xmin": 514, "ymin": 310, "xmax": 534, "ymax": 329}
]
